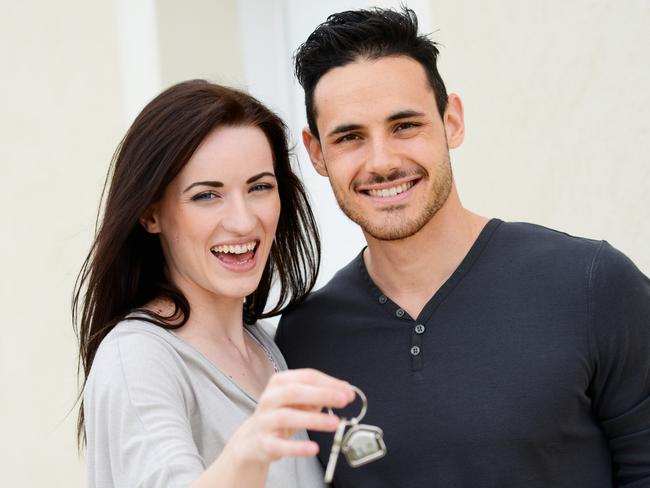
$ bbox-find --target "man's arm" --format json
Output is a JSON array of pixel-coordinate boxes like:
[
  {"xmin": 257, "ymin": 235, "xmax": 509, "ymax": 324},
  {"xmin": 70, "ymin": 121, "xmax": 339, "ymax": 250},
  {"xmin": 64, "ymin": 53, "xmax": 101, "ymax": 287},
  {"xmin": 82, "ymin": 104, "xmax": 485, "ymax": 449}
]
[{"xmin": 589, "ymin": 241, "xmax": 650, "ymax": 486}]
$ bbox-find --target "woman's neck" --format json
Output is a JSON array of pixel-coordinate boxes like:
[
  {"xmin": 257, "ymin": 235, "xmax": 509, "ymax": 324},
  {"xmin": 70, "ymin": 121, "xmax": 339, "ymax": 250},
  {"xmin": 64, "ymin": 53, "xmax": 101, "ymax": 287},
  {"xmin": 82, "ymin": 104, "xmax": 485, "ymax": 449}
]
[{"xmin": 148, "ymin": 276, "xmax": 249, "ymax": 351}]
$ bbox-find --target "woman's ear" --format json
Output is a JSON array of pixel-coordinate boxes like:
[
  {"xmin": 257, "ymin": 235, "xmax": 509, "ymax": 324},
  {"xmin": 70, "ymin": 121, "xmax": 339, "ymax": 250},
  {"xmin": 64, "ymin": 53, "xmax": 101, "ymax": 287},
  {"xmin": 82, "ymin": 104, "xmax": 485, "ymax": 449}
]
[{"xmin": 139, "ymin": 204, "xmax": 161, "ymax": 234}]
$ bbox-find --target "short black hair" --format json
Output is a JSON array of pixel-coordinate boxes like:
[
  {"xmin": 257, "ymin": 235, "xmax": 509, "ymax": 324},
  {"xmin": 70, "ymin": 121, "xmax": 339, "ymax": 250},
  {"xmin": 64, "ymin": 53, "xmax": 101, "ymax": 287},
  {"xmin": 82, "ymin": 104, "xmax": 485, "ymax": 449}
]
[{"xmin": 294, "ymin": 6, "xmax": 448, "ymax": 139}]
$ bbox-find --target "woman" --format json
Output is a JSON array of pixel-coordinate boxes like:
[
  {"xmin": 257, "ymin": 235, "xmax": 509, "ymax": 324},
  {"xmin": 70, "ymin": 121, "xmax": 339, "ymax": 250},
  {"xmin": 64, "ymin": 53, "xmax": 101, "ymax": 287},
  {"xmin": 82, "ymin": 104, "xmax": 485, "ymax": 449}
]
[{"xmin": 73, "ymin": 80, "xmax": 353, "ymax": 487}]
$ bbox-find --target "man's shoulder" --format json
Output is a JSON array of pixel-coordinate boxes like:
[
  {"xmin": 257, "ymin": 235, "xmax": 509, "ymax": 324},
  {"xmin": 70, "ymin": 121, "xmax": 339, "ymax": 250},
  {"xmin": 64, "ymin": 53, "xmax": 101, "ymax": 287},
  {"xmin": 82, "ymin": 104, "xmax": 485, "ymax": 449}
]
[
  {"xmin": 501, "ymin": 220, "xmax": 599, "ymax": 246},
  {"xmin": 497, "ymin": 220, "xmax": 604, "ymax": 262},
  {"xmin": 492, "ymin": 221, "xmax": 648, "ymax": 293},
  {"xmin": 278, "ymin": 251, "xmax": 365, "ymax": 330}
]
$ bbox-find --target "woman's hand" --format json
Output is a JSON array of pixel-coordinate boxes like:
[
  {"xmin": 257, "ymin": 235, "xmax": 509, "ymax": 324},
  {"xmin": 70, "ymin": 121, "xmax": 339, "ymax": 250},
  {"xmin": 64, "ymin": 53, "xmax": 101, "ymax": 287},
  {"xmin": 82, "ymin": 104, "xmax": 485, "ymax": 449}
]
[
  {"xmin": 191, "ymin": 369, "xmax": 354, "ymax": 488},
  {"xmin": 228, "ymin": 368, "xmax": 355, "ymax": 466}
]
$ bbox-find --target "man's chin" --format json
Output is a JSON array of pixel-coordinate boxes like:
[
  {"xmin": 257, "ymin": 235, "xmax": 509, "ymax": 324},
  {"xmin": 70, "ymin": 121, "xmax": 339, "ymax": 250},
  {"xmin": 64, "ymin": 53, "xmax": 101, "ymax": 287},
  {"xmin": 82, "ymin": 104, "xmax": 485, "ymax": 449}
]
[
  {"xmin": 357, "ymin": 211, "xmax": 431, "ymax": 241},
  {"xmin": 361, "ymin": 222, "xmax": 426, "ymax": 241}
]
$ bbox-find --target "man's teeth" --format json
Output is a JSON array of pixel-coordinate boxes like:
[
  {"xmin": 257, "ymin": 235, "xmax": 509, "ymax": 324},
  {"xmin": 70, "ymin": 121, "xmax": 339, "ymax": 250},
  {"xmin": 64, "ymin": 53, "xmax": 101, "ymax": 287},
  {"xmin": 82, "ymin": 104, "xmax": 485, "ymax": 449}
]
[
  {"xmin": 212, "ymin": 242, "xmax": 257, "ymax": 254},
  {"xmin": 367, "ymin": 181, "xmax": 414, "ymax": 197}
]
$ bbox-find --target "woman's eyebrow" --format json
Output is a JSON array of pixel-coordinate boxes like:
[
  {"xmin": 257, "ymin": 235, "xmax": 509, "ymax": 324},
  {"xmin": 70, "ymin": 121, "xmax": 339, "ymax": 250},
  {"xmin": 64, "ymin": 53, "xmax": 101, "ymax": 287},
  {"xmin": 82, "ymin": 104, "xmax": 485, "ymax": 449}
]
[
  {"xmin": 246, "ymin": 172, "xmax": 276, "ymax": 184},
  {"xmin": 183, "ymin": 181, "xmax": 223, "ymax": 193},
  {"xmin": 183, "ymin": 172, "xmax": 276, "ymax": 192}
]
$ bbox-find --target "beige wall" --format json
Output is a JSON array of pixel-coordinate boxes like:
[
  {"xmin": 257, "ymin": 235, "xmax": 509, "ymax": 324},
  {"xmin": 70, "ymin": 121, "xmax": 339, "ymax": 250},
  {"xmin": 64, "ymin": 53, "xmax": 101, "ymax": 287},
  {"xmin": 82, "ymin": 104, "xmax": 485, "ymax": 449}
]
[
  {"xmin": 430, "ymin": 1, "xmax": 650, "ymax": 273},
  {"xmin": 157, "ymin": 0, "xmax": 244, "ymax": 88},
  {"xmin": 1, "ymin": 2, "xmax": 123, "ymax": 486},
  {"xmin": 1, "ymin": 1, "xmax": 243, "ymax": 486}
]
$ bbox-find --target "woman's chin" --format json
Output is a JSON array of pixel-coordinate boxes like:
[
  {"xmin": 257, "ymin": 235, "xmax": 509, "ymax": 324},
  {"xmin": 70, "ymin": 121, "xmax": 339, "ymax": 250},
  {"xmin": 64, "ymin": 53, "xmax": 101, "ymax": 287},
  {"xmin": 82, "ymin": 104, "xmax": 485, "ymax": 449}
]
[{"xmin": 206, "ymin": 278, "xmax": 261, "ymax": 303}]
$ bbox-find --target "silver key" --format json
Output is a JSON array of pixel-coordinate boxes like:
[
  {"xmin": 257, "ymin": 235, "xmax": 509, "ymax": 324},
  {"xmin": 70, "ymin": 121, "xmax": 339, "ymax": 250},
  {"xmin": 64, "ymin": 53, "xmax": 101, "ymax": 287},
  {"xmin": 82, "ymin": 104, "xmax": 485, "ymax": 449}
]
[{"xmin": 324, "ymin": 417, "xmax": 348, "ymax": 483}]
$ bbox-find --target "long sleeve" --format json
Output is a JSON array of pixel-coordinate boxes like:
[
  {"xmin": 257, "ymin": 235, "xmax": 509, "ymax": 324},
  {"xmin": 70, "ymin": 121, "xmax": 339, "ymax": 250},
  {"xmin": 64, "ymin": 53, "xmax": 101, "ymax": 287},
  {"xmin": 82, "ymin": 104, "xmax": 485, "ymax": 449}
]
[
  {"xmin": 84, "ymin": 327, "xmax": 205, "ymax": 488},
  {"xmin": 589, "ymin": 241, "xmax": 650, "ymax": 486}
]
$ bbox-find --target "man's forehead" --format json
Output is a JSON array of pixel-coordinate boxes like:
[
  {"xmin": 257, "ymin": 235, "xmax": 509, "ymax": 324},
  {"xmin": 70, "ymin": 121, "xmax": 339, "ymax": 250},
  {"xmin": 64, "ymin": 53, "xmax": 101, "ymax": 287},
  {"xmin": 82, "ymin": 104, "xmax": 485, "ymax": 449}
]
[{"xmin": 312, "ymin": 56, "xmax": 435, "ymax": 129}]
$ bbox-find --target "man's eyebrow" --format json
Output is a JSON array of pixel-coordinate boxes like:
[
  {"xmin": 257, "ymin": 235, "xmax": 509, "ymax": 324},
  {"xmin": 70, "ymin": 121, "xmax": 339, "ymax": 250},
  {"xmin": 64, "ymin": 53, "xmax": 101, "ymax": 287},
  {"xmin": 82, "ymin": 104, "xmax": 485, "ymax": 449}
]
[
  {"xmin": 246, "ymin": 172, "xmax": 276, "ymax": 184},
  {"xmin": 326, "ymin": 123, "xmax": 363, "ymax": 138},
  {"xmin": 386, "ymin": 110, "xmax": 427, "ymax": 122},
  {"xmin": 325, "ymin": 110, "xmax": 427, "ymax": 138},
  {"xmin": 183, "ymin": 181, "xmax": 223, "ymax": 193}
]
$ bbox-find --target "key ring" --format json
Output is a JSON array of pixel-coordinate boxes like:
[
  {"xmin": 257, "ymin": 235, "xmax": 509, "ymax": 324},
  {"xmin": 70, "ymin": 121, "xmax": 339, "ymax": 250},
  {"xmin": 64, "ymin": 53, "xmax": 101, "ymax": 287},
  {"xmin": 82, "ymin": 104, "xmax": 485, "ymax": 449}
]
[
  {"xmin": 323, "ymin": 384, "xmax": 387, "ymax": 483},
  {"xmin": 327, "ymin": 384, "xmax": 367, "ymax": 424}
]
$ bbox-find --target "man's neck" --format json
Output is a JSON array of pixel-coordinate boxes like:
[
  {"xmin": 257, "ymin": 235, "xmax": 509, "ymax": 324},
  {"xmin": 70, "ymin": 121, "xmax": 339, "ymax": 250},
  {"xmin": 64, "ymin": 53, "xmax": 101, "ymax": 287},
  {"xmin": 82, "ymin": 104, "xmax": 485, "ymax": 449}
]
[{"xmin": 363, "ymin": 186, "xmax": 489, "ymax": 319}]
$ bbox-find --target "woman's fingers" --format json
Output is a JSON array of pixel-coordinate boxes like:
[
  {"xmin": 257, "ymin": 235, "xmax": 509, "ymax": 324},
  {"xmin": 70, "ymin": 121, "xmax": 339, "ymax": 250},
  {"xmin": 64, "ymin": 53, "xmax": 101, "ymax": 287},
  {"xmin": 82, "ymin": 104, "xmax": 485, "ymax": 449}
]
[
  {"xmin": 259, "ymin": 382, "xmax": 351, "ymax": 411},
  {"xmin": 260, "ymin": 437, "xmax": 320, "ymax": 459},
  {"xmin": 269, "ymin": 368, "xmax": 352, "ymax": 391},
  {"xmin": 242, "ymin": 369, "xmax": 356, "ymax": 464},
  {"xmin": 261, "ymin": 408, "xmax": 340, "ymax": 434},
  {"xmin": 260, "ymin": 369, "xmax": 355, "ymax": 411}
]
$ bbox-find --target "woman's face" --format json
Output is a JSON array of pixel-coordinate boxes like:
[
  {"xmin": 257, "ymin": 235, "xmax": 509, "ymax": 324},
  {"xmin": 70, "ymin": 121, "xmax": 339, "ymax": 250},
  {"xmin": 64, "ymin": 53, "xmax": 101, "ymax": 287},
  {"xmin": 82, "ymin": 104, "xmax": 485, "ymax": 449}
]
[{"xmin": 142, "ymin": 125, "xmax": 281, "ymax": 302}]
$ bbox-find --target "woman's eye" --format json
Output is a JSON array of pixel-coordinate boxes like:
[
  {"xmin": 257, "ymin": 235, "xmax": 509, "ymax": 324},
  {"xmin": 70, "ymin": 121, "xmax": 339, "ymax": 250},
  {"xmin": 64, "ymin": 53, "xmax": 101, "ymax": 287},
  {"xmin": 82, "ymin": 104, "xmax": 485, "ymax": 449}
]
[
  {"xmin": 191, "ymin": 191, "xmax": 218, "ymax": 202},
  {"xmin": 250, "ymin": 183, "xmax": 274, "ymax": 193}
]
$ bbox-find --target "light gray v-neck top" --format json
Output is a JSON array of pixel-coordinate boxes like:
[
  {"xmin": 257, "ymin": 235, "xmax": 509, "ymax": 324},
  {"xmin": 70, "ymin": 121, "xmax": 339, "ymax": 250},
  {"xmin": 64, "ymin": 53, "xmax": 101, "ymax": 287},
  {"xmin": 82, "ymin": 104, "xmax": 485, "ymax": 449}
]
[{"xmin": 84, "ymin": 318, "xmax": 326, "ymax": 488}]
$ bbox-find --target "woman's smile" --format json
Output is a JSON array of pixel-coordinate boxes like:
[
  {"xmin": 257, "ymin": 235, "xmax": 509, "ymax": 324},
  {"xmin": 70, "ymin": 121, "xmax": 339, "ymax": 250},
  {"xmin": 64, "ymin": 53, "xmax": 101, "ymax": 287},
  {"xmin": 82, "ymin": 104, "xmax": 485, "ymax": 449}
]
[{"xmin": 210, "ymin": 239, "xmax": 260, "ymax": 272}]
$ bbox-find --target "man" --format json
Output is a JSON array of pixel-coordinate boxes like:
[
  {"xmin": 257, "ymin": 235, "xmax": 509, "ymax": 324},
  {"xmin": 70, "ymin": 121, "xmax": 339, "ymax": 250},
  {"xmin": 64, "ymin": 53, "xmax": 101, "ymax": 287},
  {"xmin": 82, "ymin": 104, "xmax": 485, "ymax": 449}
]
[{"xmin": 275, "ymin": 7, "xmax": 650, "ymax": 488}]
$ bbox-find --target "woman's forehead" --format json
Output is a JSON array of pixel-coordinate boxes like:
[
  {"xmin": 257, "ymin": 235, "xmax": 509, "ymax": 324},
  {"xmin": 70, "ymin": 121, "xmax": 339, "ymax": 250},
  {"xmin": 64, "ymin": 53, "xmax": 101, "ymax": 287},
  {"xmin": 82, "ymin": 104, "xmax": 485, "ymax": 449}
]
[{"xmin": 180, "ymin": 126, "xmax": 275, "ymax": 181}]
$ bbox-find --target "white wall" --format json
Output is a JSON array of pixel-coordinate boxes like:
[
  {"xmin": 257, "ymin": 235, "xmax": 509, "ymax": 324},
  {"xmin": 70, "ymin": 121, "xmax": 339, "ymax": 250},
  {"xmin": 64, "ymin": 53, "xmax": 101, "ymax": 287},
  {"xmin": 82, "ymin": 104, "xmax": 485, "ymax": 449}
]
[{"xmin": 2, "ymin": 1, "xmax": 648, "ymax": 486}]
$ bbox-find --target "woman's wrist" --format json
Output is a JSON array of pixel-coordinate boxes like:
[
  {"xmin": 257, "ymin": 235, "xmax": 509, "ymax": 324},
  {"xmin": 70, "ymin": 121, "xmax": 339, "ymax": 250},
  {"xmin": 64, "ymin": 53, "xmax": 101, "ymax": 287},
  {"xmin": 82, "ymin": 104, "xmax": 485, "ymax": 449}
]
[
  {"xmin": 191, "ymin": 426, "xmax": 270, "ymax": 488},
  {"xmin": 225, "ymin": 418, "xmax": 271, "ymax": 470}
]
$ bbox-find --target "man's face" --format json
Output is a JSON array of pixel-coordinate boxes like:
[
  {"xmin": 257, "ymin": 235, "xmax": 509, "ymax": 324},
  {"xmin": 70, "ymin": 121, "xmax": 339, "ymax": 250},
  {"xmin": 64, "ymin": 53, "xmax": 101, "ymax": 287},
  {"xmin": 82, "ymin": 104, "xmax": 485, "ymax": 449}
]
[{"xmin": 304, "ymin": 56, "xmax": 464, "ymax": 241}]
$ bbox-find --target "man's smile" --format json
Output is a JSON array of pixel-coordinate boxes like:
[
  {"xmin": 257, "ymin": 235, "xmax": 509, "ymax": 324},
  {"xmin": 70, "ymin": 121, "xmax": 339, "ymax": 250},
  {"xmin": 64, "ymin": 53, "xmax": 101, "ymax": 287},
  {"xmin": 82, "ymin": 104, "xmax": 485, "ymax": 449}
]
[{"xmin": 356, "ymin": 176, "xmax": 422, "ymax": 205}]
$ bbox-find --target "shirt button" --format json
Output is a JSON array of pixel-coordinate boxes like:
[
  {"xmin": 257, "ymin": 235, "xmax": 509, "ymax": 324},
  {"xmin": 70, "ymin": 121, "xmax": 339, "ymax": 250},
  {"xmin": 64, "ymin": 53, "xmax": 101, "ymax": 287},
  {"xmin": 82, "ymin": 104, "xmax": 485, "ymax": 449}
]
[
  {"xmin": 378, "ymin": 295, "xmax": 387, "ymax": 304},
  {"xmin": 415, "ymin": 324, "xmax": 425, "ymax": 334},
  {"xmin": 396, "ymin": 308, "xmax": 405, "ymax": 318},
  {"xmin": 410, "ymin": 346, "xmax": 421, "ymax": 356}
]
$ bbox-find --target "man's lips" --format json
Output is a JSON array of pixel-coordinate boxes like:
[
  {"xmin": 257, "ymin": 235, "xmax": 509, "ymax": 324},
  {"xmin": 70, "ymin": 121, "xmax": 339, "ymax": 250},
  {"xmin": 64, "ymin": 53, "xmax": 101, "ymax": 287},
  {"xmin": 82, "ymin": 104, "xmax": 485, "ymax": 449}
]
[{"xmin": 357, "ymin": 177, "xmax": 421, "ymax": 200}]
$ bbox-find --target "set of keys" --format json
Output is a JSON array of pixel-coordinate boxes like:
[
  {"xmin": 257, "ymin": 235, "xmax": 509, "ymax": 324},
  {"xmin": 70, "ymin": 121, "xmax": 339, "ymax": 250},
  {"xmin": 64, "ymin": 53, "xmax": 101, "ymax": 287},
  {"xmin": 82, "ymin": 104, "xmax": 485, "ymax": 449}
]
[{"xmin": 323, "ymin": 385, "xmax": 387, "ymax": 484}]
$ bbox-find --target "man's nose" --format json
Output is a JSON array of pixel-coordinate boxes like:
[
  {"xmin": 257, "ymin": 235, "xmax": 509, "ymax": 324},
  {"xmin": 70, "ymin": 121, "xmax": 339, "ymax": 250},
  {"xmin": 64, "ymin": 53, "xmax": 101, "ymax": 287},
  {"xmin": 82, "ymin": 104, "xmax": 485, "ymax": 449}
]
[{"xmin": 365, "ymin": 136, "xmax": 402, "ymax": 175}]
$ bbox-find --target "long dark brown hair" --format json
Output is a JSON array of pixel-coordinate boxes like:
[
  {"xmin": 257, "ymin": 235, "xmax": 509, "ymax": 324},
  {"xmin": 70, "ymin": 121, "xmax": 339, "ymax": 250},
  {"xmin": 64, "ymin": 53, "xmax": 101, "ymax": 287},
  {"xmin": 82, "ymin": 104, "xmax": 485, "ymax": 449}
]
[{"xmin": 72, "ymin": 80, "xmax": 320, "ymax": 446}]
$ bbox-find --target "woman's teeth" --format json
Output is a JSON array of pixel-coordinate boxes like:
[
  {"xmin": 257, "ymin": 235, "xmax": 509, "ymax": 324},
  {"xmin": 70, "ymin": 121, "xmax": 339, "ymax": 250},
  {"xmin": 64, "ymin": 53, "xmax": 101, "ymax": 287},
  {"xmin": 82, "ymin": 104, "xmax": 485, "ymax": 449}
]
[
  {"xmin": 211, "ymin": 242, "xmax": 257, "ymax": 254},
  {"xmin": 367, "ymin": 181, "xmax": 414, "ymax": 197}
]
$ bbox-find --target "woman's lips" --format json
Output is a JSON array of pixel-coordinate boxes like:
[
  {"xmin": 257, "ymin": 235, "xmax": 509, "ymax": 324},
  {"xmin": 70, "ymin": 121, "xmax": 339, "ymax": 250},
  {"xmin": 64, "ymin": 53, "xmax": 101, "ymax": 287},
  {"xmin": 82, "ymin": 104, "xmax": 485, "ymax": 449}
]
[{"xmin": 210, "ymin": 241, "xmax": 259, "ymax": 272}]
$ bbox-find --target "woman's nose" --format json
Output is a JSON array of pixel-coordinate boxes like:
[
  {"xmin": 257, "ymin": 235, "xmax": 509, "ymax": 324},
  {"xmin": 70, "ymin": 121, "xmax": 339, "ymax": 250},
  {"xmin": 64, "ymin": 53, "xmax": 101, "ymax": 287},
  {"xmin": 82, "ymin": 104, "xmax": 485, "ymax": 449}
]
[{"xmin": 221, "ymin": 195, "xmax": 256, "ymax": 235}]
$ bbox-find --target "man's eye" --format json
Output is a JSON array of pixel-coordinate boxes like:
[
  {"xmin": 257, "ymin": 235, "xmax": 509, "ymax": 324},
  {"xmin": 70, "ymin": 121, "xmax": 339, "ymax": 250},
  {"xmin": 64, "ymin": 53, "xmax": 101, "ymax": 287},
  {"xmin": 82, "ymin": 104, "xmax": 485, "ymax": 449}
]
[
  {"xmin": 395, "ymin": 122, "xmax": 420, "ymax": 131},
  {"xmin": 335, "ymin": 133, "xmax": 360, "ymax": 144},
  {"xmin": 191, "ymin": 191, "xmax": 218, "ymax": 202}
]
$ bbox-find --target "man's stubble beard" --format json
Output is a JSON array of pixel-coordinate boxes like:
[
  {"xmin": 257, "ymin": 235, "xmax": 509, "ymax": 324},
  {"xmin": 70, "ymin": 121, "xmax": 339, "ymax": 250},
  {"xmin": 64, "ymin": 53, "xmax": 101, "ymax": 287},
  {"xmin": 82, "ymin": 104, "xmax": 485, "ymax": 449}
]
[{"xmin": 330, "ymin": 153, "xmax": 453, "ymax": 242}]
